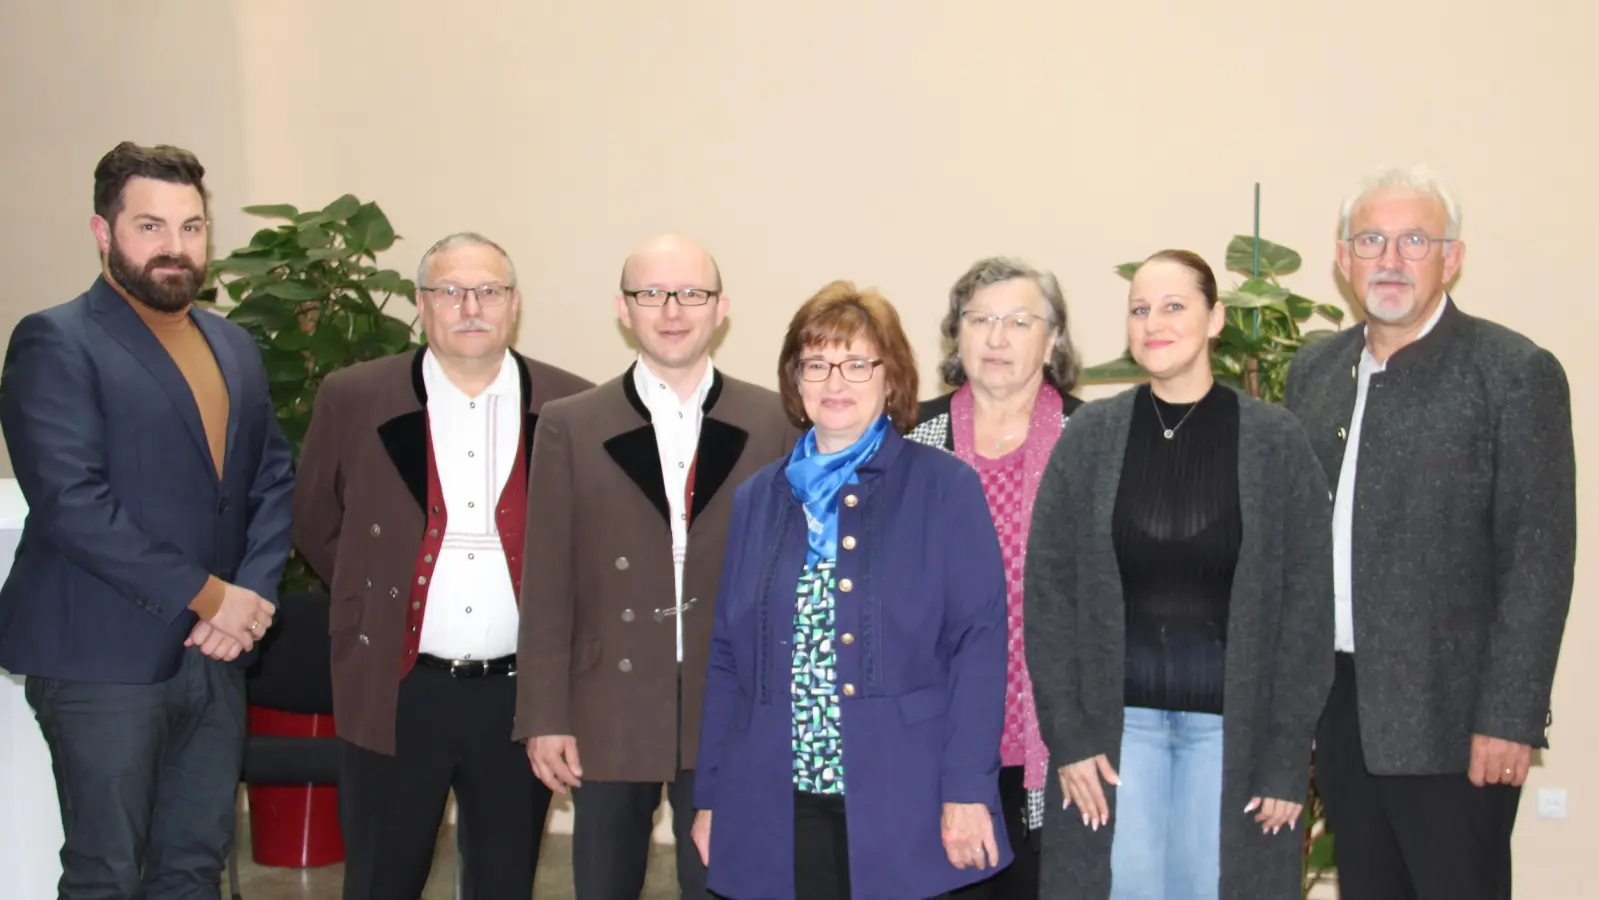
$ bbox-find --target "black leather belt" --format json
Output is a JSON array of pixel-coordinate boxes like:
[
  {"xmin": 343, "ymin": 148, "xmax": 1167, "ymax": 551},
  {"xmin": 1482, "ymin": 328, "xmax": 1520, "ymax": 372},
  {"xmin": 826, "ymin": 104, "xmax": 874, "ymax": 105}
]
[{"xmin": 416, "ymin": 653, "xmax": 516, "ymax": 678}]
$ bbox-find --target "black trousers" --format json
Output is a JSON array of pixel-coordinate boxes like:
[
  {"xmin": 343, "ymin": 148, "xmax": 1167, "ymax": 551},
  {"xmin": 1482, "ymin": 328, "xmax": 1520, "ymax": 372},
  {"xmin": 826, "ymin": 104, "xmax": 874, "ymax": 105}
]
[
  {"xmin": 793, "ymin": 790, "xmax": 957, "ymax": 900},
  {"xmin": 25, "ymin": 649, "xmax": 246, "ymax": 900},
  {"xmin": 948, "ymin": 766, "xmax": 1040, "ymax": 900},
  {"xmin": 571, "ymin": 771, "xmax": 707, "ymax": 900},
  {"xmin": 340, "ymin": 665, "xmax": 553, "ymax": 900},
  {"xmin": 1316, "ymin": 653, "xmax": 1521, "ymax": 900}
]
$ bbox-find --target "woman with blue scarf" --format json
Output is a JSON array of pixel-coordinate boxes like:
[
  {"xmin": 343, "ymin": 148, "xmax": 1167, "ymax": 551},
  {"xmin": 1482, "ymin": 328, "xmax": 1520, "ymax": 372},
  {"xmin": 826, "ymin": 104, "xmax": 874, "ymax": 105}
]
[{"xmin": 691, "ymin": 281, "xmax": 1012, "ymax": 900}]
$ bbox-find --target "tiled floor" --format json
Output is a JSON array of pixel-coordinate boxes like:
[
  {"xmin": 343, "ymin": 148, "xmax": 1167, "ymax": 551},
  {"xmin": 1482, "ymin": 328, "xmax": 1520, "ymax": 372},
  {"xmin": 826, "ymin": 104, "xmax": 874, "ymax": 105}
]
[{"xmin": 229, "ymin": 823, "xmax": 680, "ymax": 900}]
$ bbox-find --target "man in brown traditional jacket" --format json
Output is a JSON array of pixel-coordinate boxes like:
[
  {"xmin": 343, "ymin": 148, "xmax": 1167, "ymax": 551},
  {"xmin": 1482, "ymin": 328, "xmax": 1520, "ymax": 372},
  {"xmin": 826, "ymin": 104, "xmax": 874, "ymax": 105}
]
[
  {"xmin": 293, "ymin": 232, "xmax": 590, "ymax": 900},
  {"xmin": 515, "ymin": 233, "xmax": 800, "ymax": 900}
]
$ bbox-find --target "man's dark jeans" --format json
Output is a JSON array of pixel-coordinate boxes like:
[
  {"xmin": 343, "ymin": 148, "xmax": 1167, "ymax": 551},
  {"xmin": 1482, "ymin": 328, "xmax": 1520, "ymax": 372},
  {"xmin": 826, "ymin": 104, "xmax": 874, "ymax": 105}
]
[{"xmin": 25, "ymin": 648, "xmax": 246, "ymax": 899}]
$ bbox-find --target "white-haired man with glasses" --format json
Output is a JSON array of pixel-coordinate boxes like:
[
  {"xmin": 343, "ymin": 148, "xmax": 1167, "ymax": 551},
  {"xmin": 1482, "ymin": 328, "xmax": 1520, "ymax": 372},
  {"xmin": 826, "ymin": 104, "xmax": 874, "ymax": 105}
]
[
  {"xmin": 1284, "ymin": 167, "xmax": 1576, "ymax": 900},
  {"xmin": 292, "ymin": 231, "xmax": 592, "ymax": 899},
  {"xmin": 514, "ymin": 233, "xmax": 800, "ymax": 899}
]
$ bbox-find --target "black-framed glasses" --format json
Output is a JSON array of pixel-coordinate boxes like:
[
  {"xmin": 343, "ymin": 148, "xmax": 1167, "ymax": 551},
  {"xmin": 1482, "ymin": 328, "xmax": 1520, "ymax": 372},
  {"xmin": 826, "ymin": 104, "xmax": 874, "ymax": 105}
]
[
  {"xmin": 622, "ymin": 288, "xmax": 720, "ymax": 307},
  {"xmin": 1347, "ymin": 231, "xmax": 1454, "ymax": 261},
  {"xmin": 419, "ymin": 284, "xmax": 513, "ymax": 309},
  {"xmin": 796, "ymin": 357, "xmax": 883, "ymax": 383}
]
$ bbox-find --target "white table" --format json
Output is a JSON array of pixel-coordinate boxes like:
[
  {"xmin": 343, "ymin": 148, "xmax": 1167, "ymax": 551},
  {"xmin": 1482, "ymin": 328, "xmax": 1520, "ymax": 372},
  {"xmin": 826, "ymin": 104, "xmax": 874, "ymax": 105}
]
[{"xmin": 0, "ymin": 477, "xmax": 64, "ymax": 898}]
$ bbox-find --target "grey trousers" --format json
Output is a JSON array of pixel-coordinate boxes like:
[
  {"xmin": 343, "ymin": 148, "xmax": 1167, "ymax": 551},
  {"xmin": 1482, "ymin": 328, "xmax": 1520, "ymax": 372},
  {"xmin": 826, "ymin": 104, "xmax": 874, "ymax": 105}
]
[{"xmin": 26, "ymin": 648, "xmax": 246, "ymax": 900}]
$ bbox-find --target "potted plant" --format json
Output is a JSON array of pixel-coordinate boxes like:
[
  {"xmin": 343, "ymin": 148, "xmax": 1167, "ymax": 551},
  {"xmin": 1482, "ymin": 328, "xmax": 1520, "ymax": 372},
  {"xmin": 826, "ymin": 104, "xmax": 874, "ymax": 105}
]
[
  {"xmin": 197, "ymin": 194, "xmax": 421, "ymax": 871},
  {"xmin": 199, "ymin": 194, "xmax": 422, "ymax": 596},
  {"xmin": 1081, "ymin": 199, "xmax": 1344, "ymax": 898}
]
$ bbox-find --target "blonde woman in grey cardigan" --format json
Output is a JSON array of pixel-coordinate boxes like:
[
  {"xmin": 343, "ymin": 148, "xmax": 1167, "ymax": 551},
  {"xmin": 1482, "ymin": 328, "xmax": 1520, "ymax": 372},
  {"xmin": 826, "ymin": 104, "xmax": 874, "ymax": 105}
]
[{"xmin": 1023, "ymin": 250, "xmax": 1334, "ymax": 900}]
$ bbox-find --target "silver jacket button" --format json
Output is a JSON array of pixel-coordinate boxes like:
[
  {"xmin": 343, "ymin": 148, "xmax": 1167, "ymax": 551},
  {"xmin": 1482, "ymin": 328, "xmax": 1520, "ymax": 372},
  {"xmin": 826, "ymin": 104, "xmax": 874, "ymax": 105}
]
[
  {"xmin": 618, "ymin": 659, "xmax": 633, "ymax": 673},
  {"xmin": 622, "ymin": 609, "xmax": 635, "ymax": 623},
  {"xmin": 358, "ymin": 634, "xmax": 370, "ymax": 646},
  {"xmin": 615, "ymin": 557, "xmax": 630, "ymax": 570}
]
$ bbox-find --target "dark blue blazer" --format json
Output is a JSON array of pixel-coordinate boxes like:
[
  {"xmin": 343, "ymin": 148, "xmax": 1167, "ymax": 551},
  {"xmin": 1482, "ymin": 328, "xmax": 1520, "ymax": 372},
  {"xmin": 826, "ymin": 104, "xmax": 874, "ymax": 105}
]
[
  {"xmin": 695, "ymin": 428, "xmax": 1013, "ymax": 900},
  {"xmin": 0, "ymin": 277, "xmax": 294, "ymax": 683}
]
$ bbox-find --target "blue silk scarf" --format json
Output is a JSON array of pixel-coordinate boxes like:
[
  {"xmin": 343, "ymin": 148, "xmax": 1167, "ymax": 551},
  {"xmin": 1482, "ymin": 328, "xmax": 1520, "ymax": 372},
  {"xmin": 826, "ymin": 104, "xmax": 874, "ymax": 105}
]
[{"xmin": 784, "ymin": 414, "xmax": 891, "ymax": 565}]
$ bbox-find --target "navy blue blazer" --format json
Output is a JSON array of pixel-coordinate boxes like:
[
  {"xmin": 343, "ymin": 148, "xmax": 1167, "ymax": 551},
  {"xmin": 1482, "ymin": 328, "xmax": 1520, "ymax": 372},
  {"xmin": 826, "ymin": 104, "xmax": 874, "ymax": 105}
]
[
  {"xmin": 695, "ymin": 428, "xmax": 1013, "ymax": 900},
  {"xmin": 0, "ymin": 276, "xmax": 294, "ymax": 683}
]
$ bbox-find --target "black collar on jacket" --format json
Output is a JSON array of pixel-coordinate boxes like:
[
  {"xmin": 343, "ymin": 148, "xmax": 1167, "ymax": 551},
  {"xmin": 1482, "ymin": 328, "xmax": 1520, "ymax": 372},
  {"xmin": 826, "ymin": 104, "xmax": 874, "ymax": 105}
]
[
  {"xmin": 604, "ymin": 361, "xmax": 748, "ymax": 526},
  {"xmin": 376, "ymin": 346, "xmax": 539, "ymax": 512}
]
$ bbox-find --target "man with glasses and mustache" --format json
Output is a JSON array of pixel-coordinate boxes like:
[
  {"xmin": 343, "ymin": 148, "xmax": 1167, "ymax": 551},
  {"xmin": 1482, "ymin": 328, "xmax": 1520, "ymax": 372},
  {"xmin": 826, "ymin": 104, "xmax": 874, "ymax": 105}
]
[
  {"xmin": 514, "ymin": 233, "xmax": 800, "ymax": 899},
  {"xmin": 292, "ymin": 232, "xmax": 590, "ymax": 898},
  {"xmin": 1284, "ymin": 165, "xmax": 1576, "ymax": 900},
  {"xmin": 0, "ymin": 142, "xmax": 294, "ymax": 898}
]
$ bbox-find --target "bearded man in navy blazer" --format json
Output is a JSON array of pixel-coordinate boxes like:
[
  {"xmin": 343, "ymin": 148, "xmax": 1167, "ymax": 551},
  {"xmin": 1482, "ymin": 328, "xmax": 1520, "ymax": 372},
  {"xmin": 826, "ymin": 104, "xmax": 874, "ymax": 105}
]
[{"xmin": 0, "ymin": 142, "xmax": 293, "ymax": 899}]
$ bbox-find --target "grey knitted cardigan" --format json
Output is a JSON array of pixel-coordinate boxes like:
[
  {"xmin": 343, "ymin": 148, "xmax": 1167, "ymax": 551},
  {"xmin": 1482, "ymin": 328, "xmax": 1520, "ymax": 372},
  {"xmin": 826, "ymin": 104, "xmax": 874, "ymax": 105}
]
[{"xmin": 1023, "ymin": 386, "xmax": 1334, "ymax": 900}]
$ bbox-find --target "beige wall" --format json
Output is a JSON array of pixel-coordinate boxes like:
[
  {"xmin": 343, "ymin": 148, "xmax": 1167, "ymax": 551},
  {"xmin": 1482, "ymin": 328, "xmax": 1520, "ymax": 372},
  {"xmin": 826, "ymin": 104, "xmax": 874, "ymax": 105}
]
[{"xmin": 3, "ymin": 1, "xmax": 1595, "ymax": 893}]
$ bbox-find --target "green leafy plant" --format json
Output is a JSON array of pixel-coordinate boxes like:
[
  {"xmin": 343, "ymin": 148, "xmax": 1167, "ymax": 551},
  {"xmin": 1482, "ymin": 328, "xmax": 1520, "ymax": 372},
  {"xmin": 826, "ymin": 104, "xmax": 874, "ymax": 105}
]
[
  {"xmin": 1083, "ymin": 235, "xmax": 1345, "ymax": 403},
  {"xmin": 1082, "ymin": 223, "xmax": 1345, "ymax": 896},
  {"xmin": 198, "ymin": 194, "xmax": 422, "ymax": 596}
]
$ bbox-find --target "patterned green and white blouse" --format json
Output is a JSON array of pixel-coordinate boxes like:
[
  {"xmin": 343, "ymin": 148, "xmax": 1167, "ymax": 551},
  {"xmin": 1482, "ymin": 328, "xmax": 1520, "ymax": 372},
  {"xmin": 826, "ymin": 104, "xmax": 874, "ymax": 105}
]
[{"xmin": 791, "ymin": 559, "xmax": 844, "ymax": 794}]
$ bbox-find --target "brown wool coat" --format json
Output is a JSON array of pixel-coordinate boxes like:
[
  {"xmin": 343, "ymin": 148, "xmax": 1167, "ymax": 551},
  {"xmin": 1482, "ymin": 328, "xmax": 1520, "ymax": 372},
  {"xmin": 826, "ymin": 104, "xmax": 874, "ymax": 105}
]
[
  {"xmin": 292, "ymin": 348, "xmax": 592, "ymax": 755},
  {"xmin": 512, "ymin": 367, "xmax": 802, "ymax": 783}
]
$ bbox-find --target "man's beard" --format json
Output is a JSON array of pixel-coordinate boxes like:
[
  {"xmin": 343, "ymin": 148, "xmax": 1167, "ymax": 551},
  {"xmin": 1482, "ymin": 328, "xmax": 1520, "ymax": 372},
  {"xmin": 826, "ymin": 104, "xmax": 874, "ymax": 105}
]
[{"xmin": 107, "ymin": 236, "xmax": 206, "ymax": 313}]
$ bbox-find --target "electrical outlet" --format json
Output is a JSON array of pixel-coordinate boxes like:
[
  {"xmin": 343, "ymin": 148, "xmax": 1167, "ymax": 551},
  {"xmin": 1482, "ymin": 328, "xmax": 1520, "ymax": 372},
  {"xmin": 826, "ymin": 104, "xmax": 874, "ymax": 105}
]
[{"xmin": 1537, "ymin": 788, "xmax": 1568, "ymax": 820}]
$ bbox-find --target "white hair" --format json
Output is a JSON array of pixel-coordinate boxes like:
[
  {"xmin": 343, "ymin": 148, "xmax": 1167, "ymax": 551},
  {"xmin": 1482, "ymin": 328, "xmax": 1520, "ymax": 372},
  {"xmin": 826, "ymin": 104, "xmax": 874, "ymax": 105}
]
[
  {"xmin": 415, "ymin": 231, "xmax": 518, "ymax": 287},
  {"xmin": 1338, "ymin": 164, "xmax": 1462, "ymax": 240}
]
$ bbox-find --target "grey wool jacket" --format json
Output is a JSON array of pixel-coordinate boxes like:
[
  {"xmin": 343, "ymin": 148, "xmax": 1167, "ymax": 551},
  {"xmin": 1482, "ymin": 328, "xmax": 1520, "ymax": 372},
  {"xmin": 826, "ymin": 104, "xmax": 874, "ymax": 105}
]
[
  {"xmin": 1024, "ymin": 386, "xmax": 1334, "ymax": 900},
  {"xmin": 1283, "ymin": 297, "xmax": 1576, "ymax": 774}
]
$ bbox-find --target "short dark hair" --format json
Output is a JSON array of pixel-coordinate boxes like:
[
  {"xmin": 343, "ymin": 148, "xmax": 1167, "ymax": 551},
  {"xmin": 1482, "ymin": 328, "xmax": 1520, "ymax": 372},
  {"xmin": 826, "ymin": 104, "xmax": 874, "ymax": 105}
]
[
  {"xmin": 1139, "ymin": 249, "xmax": 1219, "ymax": 307},
  {"xmin": 778, "ymin": 280, "xmax": 920, "ymax": 433},
  {"xmin": 92, "ymin": 142, "xmax": 208, "ymax": 224}
]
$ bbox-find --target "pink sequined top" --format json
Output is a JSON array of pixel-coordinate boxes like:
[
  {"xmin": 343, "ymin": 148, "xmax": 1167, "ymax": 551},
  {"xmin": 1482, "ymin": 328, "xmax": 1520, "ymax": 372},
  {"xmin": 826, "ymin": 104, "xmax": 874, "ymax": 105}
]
[
  {"xmin": 968, "ymin": 449, "xmax": 1036, "ymax": 771},
  {"xmin": 950, "ymin": 383, "xmax": 1063, "ymax": 793}
]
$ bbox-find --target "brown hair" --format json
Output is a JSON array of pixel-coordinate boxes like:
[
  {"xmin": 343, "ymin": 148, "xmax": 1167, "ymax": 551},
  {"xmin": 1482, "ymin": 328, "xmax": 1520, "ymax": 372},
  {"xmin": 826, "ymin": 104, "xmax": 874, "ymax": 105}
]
[
  {"xmin": 778, "ymin": 280, "xmax": 919, "ymax": 433},
  {"xmin": 92, "ymin": 142, "xmax": 208, "ymax": 225},
  {"xmin": 1139, "ymin": 249, "xmax": 1219, "ymax": 307}
]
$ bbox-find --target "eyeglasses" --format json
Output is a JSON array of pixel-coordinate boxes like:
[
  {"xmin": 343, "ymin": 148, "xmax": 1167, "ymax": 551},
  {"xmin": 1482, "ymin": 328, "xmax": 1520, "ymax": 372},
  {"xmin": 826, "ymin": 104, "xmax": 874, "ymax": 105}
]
[
  {"xmin": 1346, "ymin": 231, "xmax": 1454, "ymax": 261},
  {"xmin": 796, "ymin": 357, "xmax": 883, "ymax": 383},
  {"xmin": 960, "ymin": 310, "xmax": 1048, "ymax": 333},
  {"xmin": 622, "ymin": 288, "xmax": 720, "ymax": 307},
  {"xmin": 419, "ymin": 284, "xmax": 513, "ymax": 309}
]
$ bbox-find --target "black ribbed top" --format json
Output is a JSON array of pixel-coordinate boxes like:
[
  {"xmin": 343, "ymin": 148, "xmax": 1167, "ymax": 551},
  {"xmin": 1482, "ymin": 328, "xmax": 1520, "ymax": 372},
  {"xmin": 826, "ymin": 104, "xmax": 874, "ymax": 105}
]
[{"xmin": 1113, "ymin": 383, "xmax": 1242, "ymax": 714}]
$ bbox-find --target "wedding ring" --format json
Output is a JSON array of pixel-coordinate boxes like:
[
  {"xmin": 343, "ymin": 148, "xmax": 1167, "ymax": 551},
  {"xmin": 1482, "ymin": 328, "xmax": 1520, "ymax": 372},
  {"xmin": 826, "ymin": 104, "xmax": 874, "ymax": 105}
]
[
  {"xmin": 249, "ymin": 621, "xmax": 259, "ymax": 633},
  {"xmin": 1503, "ymin": 768, "xmax": 1513, "ymax": 775}
]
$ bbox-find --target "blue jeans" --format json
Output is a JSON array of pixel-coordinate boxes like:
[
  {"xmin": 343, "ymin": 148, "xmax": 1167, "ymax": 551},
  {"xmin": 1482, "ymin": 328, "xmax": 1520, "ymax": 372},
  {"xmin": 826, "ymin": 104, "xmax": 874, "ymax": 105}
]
[
  {"xmin": 1109, "ymin": 707, "xmax": 1224, "ymax": 900},
  {"xmin": 25, "ymin": 649, "xmax": 246, "ymax": 900}
]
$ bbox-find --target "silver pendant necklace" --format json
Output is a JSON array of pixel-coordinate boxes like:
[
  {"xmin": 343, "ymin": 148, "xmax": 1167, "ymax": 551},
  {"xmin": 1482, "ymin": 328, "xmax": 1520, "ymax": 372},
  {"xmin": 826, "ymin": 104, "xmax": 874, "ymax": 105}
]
[{"xmin": 1150, "ymin": 388, "xmax": 1203, "ymax": 439}]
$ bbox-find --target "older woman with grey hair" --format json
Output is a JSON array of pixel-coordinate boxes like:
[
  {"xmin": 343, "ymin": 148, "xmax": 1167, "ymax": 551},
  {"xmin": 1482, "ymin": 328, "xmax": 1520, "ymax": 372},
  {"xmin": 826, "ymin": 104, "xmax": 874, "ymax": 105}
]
[{"xmin": 908, "ymin": 256, "xmax": 1083, "ymax": 900}]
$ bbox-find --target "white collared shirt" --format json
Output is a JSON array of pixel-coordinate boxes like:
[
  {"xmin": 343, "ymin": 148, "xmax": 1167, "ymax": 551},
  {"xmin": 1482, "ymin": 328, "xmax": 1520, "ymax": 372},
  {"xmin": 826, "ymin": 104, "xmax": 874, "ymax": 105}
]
[
  {"xmin": 417, "ymin": 349, "xmax": 522, "ymax": 660},
  {"xmin": 1332, "ymin": 295, "xmax": 1450, "ymax": 652},
  {"xmin": 632, "ymin": 355, "xmax": 714, "ymax": 663}
]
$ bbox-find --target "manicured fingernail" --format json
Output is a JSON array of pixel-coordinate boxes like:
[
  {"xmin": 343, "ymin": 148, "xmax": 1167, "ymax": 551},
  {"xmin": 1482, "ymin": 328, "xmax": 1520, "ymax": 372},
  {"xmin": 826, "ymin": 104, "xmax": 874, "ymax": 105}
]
[
  {"xmin": 1273, "ymin": 826, "xmax": 1280, "ymax": 835},
  {"xmin": 1082, "ymin": 813, "xmax": 1089, "ymax": 826}
]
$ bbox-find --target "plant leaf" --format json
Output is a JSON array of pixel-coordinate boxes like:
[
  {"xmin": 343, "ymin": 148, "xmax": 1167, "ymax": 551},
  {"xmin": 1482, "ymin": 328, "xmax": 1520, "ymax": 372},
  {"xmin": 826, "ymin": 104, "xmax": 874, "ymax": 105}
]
[
  {"xmin": 247, "ymin": 227, "xmax": 290, "ymax": 250},
  {"xmin": 1225, "ymin": 235, "xmax": 1302, "ymax": 278},
  {"xmin": 1220, "ymin": 289, "xmax": 1289, "ymax": 310},
  {"xmin": 1081, "ymin": 352, "xmax": 1148, "ymax": 384},
  {"xmin": 347, "ymin": 202, "xmax": 397, "ymax": 254},
  {"xmin": 258, "ymin": 281, "xmax": 322, "ymax": 301},
  {"xmin": 1314, "ymin": 303, "xmax": 1346, "ymax": 323},
  {"xmin": 212, "ymin": 256, "xmax": 283, "ymax": 277},
  {"xmin": 361, "ymin": 270, "xmax": 412, "ymax": 296},
  {"xmin": 322, "ymin": 194, "xmax": 362, "ymax": 222},
  {"xmin": 242, "ymin": 204, "xmax": 299, "ymax": 220},
  {"xmin": 1114, "ymin": 261, "xmax": 1141, "ymax": 280}
]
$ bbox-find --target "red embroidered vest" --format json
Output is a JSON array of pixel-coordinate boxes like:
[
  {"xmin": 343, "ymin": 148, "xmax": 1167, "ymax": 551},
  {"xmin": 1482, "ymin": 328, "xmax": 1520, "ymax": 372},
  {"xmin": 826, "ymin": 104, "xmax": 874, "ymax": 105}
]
[{"xmin": 399, "ymin": 416, "xmax": 529, "ymax": 676}]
